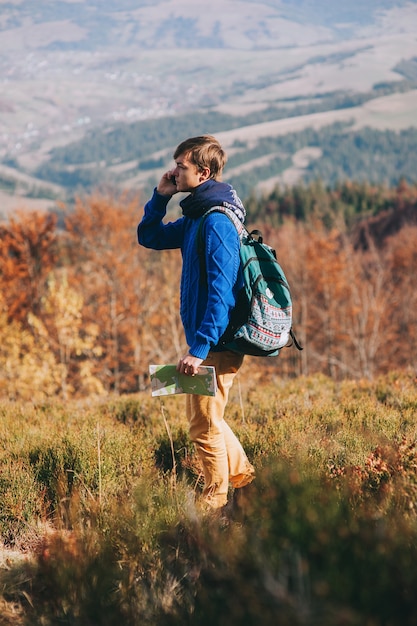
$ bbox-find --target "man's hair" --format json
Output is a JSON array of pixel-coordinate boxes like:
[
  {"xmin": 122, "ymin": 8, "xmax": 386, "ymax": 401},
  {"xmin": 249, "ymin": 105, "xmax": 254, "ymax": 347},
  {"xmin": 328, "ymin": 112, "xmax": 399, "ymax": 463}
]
[{"xmin": 173, "ymin": 135, "xmax": 227, "ymax": 180}]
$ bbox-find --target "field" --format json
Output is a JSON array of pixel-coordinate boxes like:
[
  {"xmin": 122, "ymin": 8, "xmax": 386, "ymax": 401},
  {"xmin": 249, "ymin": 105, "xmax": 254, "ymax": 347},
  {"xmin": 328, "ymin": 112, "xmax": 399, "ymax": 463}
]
[{"xmin": 1, "ymin": 370, "xmax": 417, "ymax": 625}]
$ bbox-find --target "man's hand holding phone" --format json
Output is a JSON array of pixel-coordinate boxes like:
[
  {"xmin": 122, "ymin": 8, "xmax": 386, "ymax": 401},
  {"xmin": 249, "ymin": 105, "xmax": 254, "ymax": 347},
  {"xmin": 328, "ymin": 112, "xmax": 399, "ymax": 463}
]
[{"xmin": 157, "ymin": 170, "xmax": 177, "ymax": 196}]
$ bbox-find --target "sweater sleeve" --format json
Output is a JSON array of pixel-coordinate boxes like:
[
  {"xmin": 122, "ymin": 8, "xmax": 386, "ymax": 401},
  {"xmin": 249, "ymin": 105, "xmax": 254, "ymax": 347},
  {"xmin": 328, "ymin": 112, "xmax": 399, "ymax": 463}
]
[
  {"xmin": 188, "ymin": 213, "xmax": 241, "ymax": 359},
  {"xmin": 137, "ymin": 188, "xmax": 185, "ymax": 250}
]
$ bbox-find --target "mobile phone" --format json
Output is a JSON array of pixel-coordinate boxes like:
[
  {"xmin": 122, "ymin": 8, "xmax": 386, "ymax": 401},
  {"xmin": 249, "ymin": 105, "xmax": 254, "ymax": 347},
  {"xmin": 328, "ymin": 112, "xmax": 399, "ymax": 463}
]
[{"xmin": 170, "ymin": 175, "xmax": 176, "ymax": 185}]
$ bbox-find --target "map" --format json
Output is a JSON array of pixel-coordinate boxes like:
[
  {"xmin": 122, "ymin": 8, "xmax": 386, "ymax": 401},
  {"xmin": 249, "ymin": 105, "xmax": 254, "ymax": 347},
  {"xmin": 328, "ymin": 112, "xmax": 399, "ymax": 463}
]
[{"xmin": 149, "ymin": 364, "xmax": 218, "ymax": 397}]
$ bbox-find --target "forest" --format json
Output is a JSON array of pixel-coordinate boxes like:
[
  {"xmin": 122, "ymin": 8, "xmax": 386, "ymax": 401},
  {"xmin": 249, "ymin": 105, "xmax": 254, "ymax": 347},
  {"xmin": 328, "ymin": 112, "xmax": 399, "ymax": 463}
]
[
  {"xmin": 37, "ymin": 76, "xmax": 415, "ymax": 170},
  {"xmin": 5, "ymin": 122, "xmax": 417, "ymax": 207},
  {"xmin": 29, "ymin": 120, "xmax": 417, "ymax": 202},
  {"xmin": 0, "ymin": 178, "xmax": 416, "ymax": 401},
  {"xmin": 6, "ymin": 75, "xmax": 412, "ymax": 201}
]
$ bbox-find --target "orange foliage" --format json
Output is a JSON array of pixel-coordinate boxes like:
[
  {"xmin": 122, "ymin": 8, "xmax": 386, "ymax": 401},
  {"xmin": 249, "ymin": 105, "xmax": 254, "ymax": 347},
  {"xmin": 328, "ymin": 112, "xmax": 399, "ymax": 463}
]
[
  {"xmin": 0, "ymin": 192, "xmax": 415, "ymax": 397},
  {"xmin": 0, "ymin": 210, "xmax": 57, "ymax": 321},
  {"xmin": 63, "ymin": 192, "xmax": 183, "ymax": 393}
]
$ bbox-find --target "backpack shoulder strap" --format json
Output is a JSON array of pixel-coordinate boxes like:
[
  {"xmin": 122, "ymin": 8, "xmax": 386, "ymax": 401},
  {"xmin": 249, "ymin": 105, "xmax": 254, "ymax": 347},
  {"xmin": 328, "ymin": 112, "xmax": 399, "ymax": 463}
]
[
  {"xmin": 196, "ymin": 207, "xmax": 246, "ymax": 285},
  {"xmin": 197, "ymin": 206, "xmax": 246, "ymax": 242}
]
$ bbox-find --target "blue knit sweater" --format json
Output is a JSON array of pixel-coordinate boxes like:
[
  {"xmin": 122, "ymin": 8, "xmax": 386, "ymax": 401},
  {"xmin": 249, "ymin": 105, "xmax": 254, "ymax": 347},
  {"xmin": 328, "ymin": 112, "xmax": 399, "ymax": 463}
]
[{"xmin": 137, "ymin": 180, "xmax": 245, "ymax": 360}]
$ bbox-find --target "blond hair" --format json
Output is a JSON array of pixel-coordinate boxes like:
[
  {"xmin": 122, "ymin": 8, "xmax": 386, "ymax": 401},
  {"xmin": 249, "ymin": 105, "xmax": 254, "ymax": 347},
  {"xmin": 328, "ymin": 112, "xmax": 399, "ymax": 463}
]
[{"xmin": 173, "ymin": 135, "xmax": 227, "ymax": 180}]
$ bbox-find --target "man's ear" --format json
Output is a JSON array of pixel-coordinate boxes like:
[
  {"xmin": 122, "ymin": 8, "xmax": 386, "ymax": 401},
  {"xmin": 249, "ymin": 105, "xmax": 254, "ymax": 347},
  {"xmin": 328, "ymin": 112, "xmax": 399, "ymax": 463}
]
[{"xmin": 199, "ymin": 167, "xmax": 211, "ymax": 182}]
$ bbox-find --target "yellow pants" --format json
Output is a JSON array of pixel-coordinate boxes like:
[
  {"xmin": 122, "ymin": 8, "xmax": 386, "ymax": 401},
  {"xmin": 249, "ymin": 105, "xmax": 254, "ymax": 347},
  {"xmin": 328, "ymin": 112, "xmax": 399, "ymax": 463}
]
[{"xmin": 186, "ymin": 350, "xmax": 255, "ymax": 509}]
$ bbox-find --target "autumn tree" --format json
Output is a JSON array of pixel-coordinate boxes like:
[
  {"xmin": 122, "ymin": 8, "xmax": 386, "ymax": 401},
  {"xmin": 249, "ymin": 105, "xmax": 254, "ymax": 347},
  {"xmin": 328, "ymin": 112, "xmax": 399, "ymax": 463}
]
[
  {"xmin": 385, "ymin": 225, "xmax": 417, "ymax": 372},
  {"xmin": 64, "ymin": 193, "xmax": 184, "ymax": 393},
  {"xmin": 0, "ymin": 210, "xmax": 57, "ymax": 322},
  {"xmin": 39, "ymin": 271, "xmax": 104, "ymax": 399},
  {"xmin": 255, "ymin": 218, "xmax": 400, "ymax": 380},
  {"xmin": 1, "ymin": 184, "xmax": 414, "ymax": 398},
  {"xmin": 0, "ymin": 293, "xmax": 60, "ymax": 401},
  {"xmin": 336, "ymin": 233, "xmax": 394, "ymax": 378}
]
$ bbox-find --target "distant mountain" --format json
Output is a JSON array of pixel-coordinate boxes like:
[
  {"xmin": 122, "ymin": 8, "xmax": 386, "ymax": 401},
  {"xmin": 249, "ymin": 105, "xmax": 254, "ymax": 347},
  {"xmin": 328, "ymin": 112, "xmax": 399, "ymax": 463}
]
[
  {"xmin": 1, "ymin": 0, "xmax": 414, "ymax": 51},
  {"xmin": 1, "ymin": 0, "xmax": 417, "ymax": 215}
]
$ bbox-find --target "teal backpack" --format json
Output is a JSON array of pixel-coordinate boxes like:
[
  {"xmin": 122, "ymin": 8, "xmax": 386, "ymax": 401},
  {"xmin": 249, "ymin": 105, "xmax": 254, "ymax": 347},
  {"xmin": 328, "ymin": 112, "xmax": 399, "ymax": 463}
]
[{"xmin": 197, "ymin": 207, "xmax": 303, "ymax": 357}]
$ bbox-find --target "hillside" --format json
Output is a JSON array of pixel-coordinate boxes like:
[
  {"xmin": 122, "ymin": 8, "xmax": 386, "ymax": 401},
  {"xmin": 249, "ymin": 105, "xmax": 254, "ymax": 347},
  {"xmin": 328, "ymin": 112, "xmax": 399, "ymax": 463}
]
[{"xmin": 1, "ymin": 0, "xmax": 417, "ymax": 216}]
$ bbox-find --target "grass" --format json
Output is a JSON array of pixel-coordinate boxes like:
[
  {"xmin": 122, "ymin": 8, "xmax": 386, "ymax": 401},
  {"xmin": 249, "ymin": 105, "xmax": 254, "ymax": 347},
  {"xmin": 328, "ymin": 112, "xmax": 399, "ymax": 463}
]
[{"xmin": 0, "ymin": 370, "xmax": 417, "ymax": 624}]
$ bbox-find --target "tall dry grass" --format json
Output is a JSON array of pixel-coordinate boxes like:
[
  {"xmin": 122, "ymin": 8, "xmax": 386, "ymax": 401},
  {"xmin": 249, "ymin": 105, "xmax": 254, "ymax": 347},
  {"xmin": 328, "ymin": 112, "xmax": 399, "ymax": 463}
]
[{"xmin": 0, "ymin": 370, "xmax": 417, "ymax": 624}]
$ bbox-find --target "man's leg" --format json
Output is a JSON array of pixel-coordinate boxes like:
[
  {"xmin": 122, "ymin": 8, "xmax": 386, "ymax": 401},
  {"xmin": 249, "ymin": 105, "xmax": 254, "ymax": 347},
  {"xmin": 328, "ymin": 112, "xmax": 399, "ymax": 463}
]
[{"xmin": 186, "ymin": 350, "xmax": 254, "ymax": 509}]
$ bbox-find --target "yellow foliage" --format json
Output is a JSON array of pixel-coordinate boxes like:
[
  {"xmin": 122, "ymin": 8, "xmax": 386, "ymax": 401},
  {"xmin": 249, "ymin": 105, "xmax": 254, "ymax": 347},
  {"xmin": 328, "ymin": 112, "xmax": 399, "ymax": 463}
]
[
  {"xmin": 0, "ymin": 304, "xmax": 61, "ymax": 401},
  {"xmin": 0, "ymin": 275, "xmax": 105, "ymax": 401}
]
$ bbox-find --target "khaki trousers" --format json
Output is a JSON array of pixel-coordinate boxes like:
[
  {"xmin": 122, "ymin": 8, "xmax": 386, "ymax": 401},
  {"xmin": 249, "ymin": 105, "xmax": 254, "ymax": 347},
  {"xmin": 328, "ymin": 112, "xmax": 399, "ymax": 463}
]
[{"xmin": 186, "ymin": 350, "xmax": 255, "ymax": 509}]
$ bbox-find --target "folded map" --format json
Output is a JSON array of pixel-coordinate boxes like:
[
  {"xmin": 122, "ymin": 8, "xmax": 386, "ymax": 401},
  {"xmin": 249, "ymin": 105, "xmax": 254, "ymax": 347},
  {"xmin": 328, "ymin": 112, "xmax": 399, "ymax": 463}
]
[{"xmin": 149, "ymin": 364, "xmax": 218, "ymax": 397}]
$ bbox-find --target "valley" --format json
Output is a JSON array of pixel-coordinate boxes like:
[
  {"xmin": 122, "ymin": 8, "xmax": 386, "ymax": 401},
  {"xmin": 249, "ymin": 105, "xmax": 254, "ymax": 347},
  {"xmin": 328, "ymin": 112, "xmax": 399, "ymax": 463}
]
[{"xmin": 1, "ymin": 0, "xmax": 417, "ymax": 217}]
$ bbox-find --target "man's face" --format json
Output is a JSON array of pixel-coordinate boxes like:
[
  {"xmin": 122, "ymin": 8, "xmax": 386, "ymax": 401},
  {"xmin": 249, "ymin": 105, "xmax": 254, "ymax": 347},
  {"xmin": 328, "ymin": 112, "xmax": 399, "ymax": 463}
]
[{"xmin": 172, "ymin": 152, "xmax": 209, "ymax": 192}]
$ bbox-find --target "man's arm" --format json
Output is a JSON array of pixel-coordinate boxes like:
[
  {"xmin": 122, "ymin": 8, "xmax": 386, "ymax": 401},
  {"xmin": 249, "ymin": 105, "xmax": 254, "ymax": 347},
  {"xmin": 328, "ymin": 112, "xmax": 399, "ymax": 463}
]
[{"xmin": 137, "ymin": 178, "xmax": 185, "ymax": 250}]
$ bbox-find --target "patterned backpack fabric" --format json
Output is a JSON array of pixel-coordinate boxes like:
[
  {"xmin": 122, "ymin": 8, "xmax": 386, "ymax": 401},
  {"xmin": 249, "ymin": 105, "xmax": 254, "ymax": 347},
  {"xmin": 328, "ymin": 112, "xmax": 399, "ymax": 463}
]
[{"xmin": 198, "ymin": 207, "xmax": 303, "ymax": 357}]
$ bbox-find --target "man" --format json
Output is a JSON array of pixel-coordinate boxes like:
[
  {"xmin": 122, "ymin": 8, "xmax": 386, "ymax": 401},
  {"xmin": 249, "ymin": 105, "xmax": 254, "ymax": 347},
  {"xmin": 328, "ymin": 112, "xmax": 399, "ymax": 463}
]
[{"xmin": 138, "ymin": 135, "xmax": 255, "ymax": 511}]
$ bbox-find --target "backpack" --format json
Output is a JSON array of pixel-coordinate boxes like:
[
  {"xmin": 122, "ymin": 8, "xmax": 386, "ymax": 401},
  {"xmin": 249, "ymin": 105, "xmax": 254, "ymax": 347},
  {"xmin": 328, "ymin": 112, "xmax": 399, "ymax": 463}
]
[{"xmin": 197, "ymin": 207, "xmax": 303, "ymax": 357}]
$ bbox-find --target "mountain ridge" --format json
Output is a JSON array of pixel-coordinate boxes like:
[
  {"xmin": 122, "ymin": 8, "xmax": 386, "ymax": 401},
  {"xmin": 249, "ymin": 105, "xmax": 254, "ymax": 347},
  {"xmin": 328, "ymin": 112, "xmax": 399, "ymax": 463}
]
[
  {"xmin": 1, "ymin": 0, "xmax": 417, "ymax": 215},
  {"xmin": 1, "ymin": 0, "xmax": 415, "ymax": 51}
]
